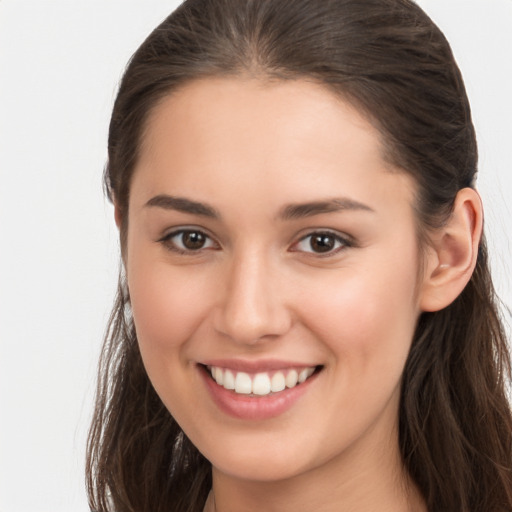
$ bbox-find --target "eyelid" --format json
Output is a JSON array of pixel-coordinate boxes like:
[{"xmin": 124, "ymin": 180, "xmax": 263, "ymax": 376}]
[
  {"xmin": 158, "ymin": 226, "xmax": 220, "ymax": 254},
  {"xmin": 289, "ymin": 229, "xmax": 353, "ymax": 256},
  {"xmin": 156, "ymin": 226, "xmax": 354, "ymax": 257}
]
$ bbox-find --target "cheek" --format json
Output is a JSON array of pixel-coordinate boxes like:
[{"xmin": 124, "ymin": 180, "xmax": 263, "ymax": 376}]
[
  {"xmin": 300, "ymin": 253, "xmax": 420, "ymax": 368},
  {"xmin": 126, "ymin": 250, "xmax": 211, "ymax": 360},
  {"xmin": 296, "ymin": 257, "xmax": 420, "ymax": 445},
  {"xmin": 126, "ymin": 255, "xmax": 215, "ymax": 418}
]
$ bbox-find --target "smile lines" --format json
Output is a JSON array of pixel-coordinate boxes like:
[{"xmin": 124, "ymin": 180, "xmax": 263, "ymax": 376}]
[{"xmin": 207, "ymin": 365, "xmax": 318, "ymax": 396}]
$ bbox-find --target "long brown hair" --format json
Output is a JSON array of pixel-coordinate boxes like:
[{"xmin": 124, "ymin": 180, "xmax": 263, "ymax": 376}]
[{"xmin": 87, "ymin": 1, "xmax": 512, "ymax": 510}]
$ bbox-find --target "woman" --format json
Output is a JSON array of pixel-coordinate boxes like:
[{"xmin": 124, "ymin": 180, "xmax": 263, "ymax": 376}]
[{"xmin": 86, "ymin": 0, "xmax": 512, "ymax": 510}]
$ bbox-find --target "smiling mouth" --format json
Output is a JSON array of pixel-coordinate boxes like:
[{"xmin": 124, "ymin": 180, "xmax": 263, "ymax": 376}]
[{"xmin": 203, "ymin": 364, "xmax": 323, "ymax": 397}]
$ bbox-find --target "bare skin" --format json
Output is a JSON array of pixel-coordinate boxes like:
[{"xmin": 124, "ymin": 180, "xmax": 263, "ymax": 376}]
[{"xmin": 122, "ymin": 77, "xmax": 481, "ymax": 512}]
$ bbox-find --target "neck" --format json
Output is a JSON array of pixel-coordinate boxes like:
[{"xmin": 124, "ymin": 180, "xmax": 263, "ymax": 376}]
[{"xmin": 208, "ymin": 426, "xmax": 426, "ymax": 512}]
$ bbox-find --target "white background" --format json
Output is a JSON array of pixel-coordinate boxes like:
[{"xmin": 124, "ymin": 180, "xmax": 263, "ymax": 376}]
[{"xmin": 0, "ymin": 1, "xmax": 510, "ymax": 511}]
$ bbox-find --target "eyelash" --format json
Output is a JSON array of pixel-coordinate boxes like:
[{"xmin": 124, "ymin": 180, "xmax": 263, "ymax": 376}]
[
  {"xmin": 158, "ymin": 229, "xmax": 352, "ymax": 256},
  {"xmin": 158, "ymin": 229, "xmax": 219, "ymax": 255},
  {"xmin": 291, "ymin": 231, "xmax": 352, "ymax": 256}
]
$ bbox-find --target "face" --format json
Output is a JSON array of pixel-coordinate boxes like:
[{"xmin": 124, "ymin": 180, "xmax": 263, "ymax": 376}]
[{"xmin": 125, "ymin": 77, "xmax": 425, "ymax": 484}]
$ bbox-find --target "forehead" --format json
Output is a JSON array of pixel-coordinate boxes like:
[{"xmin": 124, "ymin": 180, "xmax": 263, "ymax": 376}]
[
  {"xmin": 141, "ymin": 76, "xmax": 384, "ymax": 167},
  {"xmin": 132, "ymin": 77, "xmax": 414, "ymax": 215}
]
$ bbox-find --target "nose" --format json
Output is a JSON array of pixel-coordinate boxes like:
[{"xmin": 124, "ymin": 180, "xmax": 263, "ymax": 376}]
[{"xmin": 213, "ymin": 249, "xmax": 292, "ymax": 345}]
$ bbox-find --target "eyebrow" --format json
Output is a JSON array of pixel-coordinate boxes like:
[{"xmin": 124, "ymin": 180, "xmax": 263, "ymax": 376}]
[
  {"xmin": 144, "ymin": 194, "xmax": 374, "ymax": 221},
  {"xmin": 279, "ymin": 198, "xmax": 374, "ymax": 220},
  {"xmin": 144, "ymin": 195, "xmax": 219, "ymax": 218}
]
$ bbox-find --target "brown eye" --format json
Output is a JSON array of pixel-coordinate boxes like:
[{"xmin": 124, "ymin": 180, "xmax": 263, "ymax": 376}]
[
  {"xmin": 292, "ymin": 231, "xmax": 349, "ymax": 255},
  {"xmin": 182, "ymin": 231, "xmax": 206, "ymax": 250},
  {"xmin": 161, "ymin": 229, "xmax": 217, "ymax": 253},
  {"xmin": 310, "ymin": 234, "xmax": 336, "ymax": 253}
]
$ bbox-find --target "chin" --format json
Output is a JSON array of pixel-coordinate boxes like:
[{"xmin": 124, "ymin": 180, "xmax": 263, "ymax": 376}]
[
  {"xmin": 213, "ymin": 457, "xmax": 304, "ymax": 482},
  {"xmin": 202, "ymin": 436, "xmax": 319, "ymax": 483}
]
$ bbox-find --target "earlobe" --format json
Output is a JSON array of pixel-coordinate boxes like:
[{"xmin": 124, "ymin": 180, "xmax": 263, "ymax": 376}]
[{"xmin": 419, "ymin": 188, "xmax": 483, "ymax": 312}]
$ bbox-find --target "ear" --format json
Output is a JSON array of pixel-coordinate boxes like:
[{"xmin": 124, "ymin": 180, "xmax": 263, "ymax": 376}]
[{"xmin": 419, "ymin": 188, "xmax": 483, "ymax": 312}]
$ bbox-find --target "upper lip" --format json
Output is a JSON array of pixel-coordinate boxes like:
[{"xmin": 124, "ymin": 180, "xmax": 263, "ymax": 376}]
[{"xmin": 200, "ymin": 359, "xmax": 320, "ymax": 373}]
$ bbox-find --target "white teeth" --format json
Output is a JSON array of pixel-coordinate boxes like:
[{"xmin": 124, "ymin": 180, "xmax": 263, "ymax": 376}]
[
  {"xmin": 209, "ymin": 365, "xmax": 317, "ymax": 396},
  {"xmin": 298, "ymin": 369, "xmax": 308, "ymax": 383},
  {"xmin": 223, "ymin": 369, "xmax": 235, "ymax": 390},
  {"xmin": 270, "ymin": 372, "xmax": 286, "ymax": 392},
  {"xmin": 214, "ymin": 367, "xmax": 224, "ymax": 385},
  {"xmin": 298, "ymin": 367, "xmax": 315, "ymax": 383},
  {"xmin": 252, "ymin": 373, "xmax": 271, "ymax": 395},
  {"xmin": 285, "ymin": 369, "xmax": 298, "ymax": 388},
  {"xmin": 300, "ymin": 368, "xmax": 315, "ymax": 383},
  {"xmin": 234, "ymin": 372, "xmax": 252, "ymax": 394}
]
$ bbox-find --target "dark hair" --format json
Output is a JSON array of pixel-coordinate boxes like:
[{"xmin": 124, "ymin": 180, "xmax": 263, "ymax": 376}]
[{"xmin": 86, "ymin": 1, "xmax": 512, "ymax": 511}]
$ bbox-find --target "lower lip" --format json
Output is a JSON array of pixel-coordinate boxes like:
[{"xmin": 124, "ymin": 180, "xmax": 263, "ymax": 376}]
[{"xmin": 199, "ymin": 366, "xmax": 319, "ymax": 420}]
